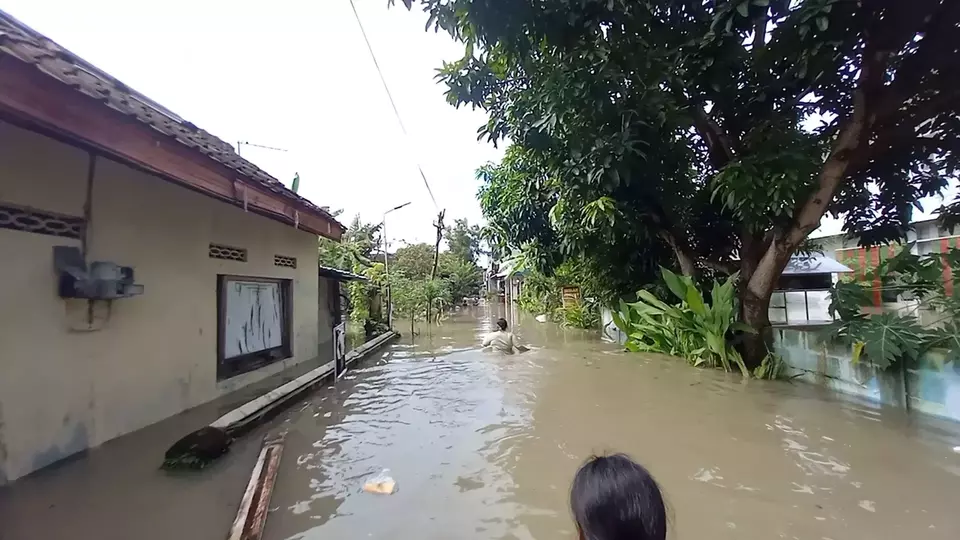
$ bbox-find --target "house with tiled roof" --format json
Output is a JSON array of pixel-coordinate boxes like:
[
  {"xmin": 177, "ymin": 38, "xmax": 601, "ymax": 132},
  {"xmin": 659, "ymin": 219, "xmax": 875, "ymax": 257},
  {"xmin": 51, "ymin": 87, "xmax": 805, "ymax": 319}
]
[{"xmin": 0, "ymin": 10, "xmax": 347, "ymax": 483}]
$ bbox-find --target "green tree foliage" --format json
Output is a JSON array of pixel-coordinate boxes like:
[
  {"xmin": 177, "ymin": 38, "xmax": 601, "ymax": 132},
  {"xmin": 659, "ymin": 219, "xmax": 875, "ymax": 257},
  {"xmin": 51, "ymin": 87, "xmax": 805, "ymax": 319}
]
[
  {"xmin": 445, "ymin": 218, "xmax": 483, "ymax": 264},
  {"xmin": 556, "ymin": 298, "xmax": 601, "ymax": 330},
  {"xmin": 391, "ymin": 237, "xmax": 484, "ymax": 326},
  {"xmin": 318, "ymin": 215, "xmax": 386, "ymax": 329},
  {"xmin": 347, "ymin": 262, "xmax": 388, "ymax": 329},
  {"xmin": 389, "ymin": 274, "xmax": 452, "ymax": 333},
  {"xmin": 318, "ymin": 214, "xmax": 382, "ymax": 272},
  {"xmin": 393, "ymin": 243, "xmax": 437, "ymax": 280},
  {"xmin": 515, "ymin": 267, "xmax": 563, "ymax": 315},
  {"xmin": 397, "ymin": 0, "xmax": 960, "ymax": 367},
  {"xmin": 512, "ymin": 258, "xmax": 605, "ymax": 329},
  {"xmin": 320, "ymin": 216, "xmax": 484, "ymax": 331},
  {"xmin": 438, "ymin": 252, "xmax": 483, "ymax": 304},
  {"xmin": 478, "ymin": 147, "xmax": 672, "ymax": 302}
]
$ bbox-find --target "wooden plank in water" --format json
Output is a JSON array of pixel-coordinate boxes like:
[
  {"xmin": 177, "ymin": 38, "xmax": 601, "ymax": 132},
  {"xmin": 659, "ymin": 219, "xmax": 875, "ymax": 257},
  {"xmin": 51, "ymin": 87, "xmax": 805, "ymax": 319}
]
[{"xmin": 227, "ymin": 433, "xmax": 285, "ymax": 540}]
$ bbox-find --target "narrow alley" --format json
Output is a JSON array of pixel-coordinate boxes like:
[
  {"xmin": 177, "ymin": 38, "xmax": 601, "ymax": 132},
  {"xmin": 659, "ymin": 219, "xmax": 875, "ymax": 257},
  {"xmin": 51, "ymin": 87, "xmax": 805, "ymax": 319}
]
[{"xmin": 2, "ymin": 308, "xmax": 958, "ymax": 540}]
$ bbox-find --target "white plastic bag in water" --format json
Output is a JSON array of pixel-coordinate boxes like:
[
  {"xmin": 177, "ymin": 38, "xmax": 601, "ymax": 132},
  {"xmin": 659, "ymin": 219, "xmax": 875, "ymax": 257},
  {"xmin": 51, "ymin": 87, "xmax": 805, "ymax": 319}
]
[{"xmin": 363, "ymin": 469, "xmax": 398, "ymax": 495}]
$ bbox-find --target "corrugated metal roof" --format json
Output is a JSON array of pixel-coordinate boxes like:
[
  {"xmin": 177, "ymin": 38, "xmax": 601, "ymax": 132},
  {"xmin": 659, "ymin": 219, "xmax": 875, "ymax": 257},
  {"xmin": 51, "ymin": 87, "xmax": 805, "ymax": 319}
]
[
  {"xmin": 782, "ymin": 255, "xmax": 853, "ymax": 275},
  {"xmin": 318, "ymin": 265, "xmax": 367, "ymax": 282},
  {"xmin": 0, "ymin": 9, "xmax": 344, "ymax": 232}
]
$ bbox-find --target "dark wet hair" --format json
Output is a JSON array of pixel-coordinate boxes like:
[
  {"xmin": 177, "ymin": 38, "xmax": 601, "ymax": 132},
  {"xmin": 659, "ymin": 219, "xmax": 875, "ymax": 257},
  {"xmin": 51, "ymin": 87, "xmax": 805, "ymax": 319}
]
[
  {"xmin": 570, "ymin": 454, "xmax": 667, "ymax": 540},
  {"xmin": 496, "ymin": 318, "xmax": 508, "ymax": 331}
]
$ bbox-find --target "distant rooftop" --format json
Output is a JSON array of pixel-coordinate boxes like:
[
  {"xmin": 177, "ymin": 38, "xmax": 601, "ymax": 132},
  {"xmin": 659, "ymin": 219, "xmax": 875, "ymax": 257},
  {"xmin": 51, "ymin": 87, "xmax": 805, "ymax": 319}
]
[
  {"xmin": 809, "ymin": 216, "xmax": 939, "ymax": 240},
  {"xmin": 783, "ymin": 255, "xmax": 852, "ymax": 275}
]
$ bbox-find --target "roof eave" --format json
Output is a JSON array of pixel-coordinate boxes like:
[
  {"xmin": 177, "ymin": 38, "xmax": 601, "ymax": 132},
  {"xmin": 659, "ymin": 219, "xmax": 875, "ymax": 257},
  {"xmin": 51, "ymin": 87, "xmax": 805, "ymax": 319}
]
[{"xmin": 0, "ymin": 9, "xmax": 346, "ymax": 237}]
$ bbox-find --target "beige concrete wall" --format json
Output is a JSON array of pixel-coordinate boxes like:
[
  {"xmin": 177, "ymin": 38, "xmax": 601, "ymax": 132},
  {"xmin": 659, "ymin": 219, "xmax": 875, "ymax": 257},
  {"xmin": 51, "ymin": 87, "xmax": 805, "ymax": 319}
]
[{"xmin": 0, "ymin": 121, "xmax": 325, "ymax": 484}]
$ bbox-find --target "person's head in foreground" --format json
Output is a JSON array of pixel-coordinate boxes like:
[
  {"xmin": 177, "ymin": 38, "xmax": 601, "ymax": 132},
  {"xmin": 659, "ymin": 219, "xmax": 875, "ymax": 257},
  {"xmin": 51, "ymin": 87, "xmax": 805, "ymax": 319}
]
[
  {"xmin": 570, "ymin": 454, "xmax": 667, "ymax": 540},
  {"xmin": 496, "ymin": 317, "xmax": 508, "ymax": 331}
]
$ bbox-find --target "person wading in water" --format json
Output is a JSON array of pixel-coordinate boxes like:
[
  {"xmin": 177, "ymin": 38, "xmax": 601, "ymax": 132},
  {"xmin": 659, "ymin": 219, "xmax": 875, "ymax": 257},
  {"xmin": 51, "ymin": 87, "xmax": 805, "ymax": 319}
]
[{"xmin": 481, "ymin": 318, "xmax": 529, "ymax": 354}]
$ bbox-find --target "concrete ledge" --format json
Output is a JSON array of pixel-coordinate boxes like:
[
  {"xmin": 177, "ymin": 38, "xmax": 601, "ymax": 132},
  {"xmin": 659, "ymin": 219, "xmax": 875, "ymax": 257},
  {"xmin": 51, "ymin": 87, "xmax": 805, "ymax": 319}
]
[{"xmin": 210, "ymin": 330, "xmax": 399, "ymax": 434}]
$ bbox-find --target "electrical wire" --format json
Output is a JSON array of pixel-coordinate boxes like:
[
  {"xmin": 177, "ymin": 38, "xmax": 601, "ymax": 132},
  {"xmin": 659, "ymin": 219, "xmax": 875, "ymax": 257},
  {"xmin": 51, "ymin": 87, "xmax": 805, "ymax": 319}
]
[{"xmin": 347, "ymin": 0, "xmax": 439, "ymax": 210}]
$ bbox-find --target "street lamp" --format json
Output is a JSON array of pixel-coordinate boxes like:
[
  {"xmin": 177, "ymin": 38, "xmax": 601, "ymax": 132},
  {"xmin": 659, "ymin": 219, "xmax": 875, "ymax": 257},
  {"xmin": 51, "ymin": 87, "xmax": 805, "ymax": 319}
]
[{"xmin": 382, "ymin": 202, "xmax": 411, "ymax": 329}]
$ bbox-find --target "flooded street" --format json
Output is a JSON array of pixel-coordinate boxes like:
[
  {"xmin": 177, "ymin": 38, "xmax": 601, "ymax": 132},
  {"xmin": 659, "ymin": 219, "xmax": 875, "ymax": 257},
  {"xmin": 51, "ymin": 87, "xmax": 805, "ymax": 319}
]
[
  {"xmin": 263, "ymin": 307, "xmax": 959, "ymax": 540},
  {"xmin": 2, "ymin": 306, "xmax": 959, "ymax": 540}
]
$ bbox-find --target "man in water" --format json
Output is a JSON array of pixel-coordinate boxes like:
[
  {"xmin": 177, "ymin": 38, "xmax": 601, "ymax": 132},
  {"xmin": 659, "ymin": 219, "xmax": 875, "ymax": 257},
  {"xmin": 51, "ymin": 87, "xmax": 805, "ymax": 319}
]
[{"xmin": 481, "ymin": 318, "xmax": 529, "ymax": 354}]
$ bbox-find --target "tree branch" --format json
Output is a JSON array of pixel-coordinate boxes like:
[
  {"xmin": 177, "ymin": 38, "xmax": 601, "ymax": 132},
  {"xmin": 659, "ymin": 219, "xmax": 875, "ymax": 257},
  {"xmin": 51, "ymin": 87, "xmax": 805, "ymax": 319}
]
[
  {"xmin": 690, "ymin": 105, "xmax": 736, "ymax": 168},
  {"xmin": 784, "ymin": 42, "xmax": 889, "ymax": 251},
  {"xmin": 876, "ymin": 0, "xmax": 959, "ymax": 119},
  {"xmin": 701, "ymin": 258, "xmax": 738, "ymax": 275},
  {"xmin": 752, "ymin": 13, "xmax": 767, "ymax": 59},
  {"xmin": 746, "ymin": 40, "xmax": 890, "ymax": 300},
  {"xmin": 647, "ymin": 204, "xmax": 699, "ymax": 277},
  {"xmin": 850, "ymin": 92, "xmax": 960, "ymax": 174}
]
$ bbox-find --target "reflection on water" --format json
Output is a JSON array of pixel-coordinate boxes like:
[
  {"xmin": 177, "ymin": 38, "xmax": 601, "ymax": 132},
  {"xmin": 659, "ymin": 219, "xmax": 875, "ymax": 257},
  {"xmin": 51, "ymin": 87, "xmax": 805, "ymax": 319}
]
[{"xmin": 264, "ymin": 306, "xmax": 960, "ymax": 540}]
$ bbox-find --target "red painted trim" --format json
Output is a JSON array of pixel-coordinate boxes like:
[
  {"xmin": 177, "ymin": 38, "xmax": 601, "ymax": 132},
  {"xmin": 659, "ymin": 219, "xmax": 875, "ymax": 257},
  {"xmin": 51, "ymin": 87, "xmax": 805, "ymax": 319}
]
[
  {"xmin": 870, "ymin": 248, "xmax": 881, "ymax": 305},
  {"xmin": 0, "ymin": 56, "xmax": 341, "ymax": 240},
  {"xmin": 942, "ymin": 238, "xmax": 954, "ymax": 297}
]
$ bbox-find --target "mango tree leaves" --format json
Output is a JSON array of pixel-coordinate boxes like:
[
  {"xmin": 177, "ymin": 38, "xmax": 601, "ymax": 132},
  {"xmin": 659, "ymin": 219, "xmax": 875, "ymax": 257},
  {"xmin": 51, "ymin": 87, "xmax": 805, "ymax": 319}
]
[{"xmin": 397, "ymin": 0, "xmax": 960, "ymax": 306}]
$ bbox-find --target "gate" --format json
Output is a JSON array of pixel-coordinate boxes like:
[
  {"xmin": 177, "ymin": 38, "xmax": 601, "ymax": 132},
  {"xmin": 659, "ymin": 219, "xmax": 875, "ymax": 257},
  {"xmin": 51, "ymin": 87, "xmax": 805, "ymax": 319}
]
[{"xmin": 334, "ymin": 321, "xmax": 347, "ymax": 379}]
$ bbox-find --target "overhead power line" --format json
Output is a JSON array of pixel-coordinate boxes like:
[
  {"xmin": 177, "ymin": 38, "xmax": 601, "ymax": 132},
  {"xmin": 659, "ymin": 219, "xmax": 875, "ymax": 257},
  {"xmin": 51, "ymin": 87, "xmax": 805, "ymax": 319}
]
[{"xmin": 347, "ymin": 0, "xmax": 439, "ymax": 210}]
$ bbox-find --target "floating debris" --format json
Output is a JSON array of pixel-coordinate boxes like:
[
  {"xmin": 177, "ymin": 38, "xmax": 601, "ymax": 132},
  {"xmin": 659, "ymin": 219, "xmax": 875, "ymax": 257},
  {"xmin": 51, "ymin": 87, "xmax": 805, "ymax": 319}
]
[{"xmin": 363, "ymin": 469, "xmax": 398, "ymax": 495}]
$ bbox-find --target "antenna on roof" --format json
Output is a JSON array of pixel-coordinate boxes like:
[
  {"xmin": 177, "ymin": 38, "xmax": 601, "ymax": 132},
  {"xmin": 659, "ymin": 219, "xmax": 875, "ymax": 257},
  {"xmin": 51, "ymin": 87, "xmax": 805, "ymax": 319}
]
[{"xmin": 236, "ymin": 141, "xmax": 288, "ymax": 157}]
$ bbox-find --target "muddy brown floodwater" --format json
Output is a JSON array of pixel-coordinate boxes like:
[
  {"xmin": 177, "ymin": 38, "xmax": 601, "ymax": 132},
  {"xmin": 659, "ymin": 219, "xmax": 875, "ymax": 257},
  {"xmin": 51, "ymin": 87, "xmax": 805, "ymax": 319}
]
[
  {"xmin": 261, "ymin": 306, "xmax": 959, "ymax": 540},
  {"xmin": 1, "ymin": 306, "xmax": 959, "ymax": 540}
]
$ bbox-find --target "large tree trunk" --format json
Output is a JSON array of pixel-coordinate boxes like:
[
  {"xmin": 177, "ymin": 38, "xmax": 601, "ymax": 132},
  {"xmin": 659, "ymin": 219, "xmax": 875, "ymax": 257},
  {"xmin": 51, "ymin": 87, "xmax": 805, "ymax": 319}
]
[
  {"xmin": 738, "ymin": 245, "xmax": 791, "ymax": 369},
  {"xmin": 740, "ymin": 288, "xmax": 773, "ymax": 370},
  {"xmin": 736, "ymin": 236, "xmax": 771, "ymax": 369},
  {"xmin": 738, "ymin": 155, "xmax": 856, "ymax": 368},
  {"xmin": 733, "ymin": 52, "xmax": 875, "ymax": 368}
]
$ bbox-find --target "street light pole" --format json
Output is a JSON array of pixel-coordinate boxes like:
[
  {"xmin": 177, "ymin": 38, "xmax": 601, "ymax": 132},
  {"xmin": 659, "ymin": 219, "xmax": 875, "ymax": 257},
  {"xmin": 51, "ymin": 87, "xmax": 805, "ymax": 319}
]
[{"xmin": 382, "ymin": 202, "xmax": 411, "ymax": 329}]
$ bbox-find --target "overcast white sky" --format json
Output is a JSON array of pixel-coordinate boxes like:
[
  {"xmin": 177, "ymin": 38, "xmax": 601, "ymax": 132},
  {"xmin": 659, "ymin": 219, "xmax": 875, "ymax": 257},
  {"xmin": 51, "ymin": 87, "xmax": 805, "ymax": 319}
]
[
  {"xmin": 5, "ymin": 0, "xmax": 953, "ymax": 247},
  {"xmin": 3, "ymin": 0, "xmax": 503, "ymax": 248}
]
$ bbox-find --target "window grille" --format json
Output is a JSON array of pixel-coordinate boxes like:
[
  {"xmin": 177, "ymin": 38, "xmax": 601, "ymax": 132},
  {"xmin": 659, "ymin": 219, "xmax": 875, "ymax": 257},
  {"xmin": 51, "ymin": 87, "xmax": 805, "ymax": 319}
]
[
  {"xmin": 209, "ymin": 243, "xmax": 247, "ymax": 262},
  {"xmin": 0, "ymin": 203, "xmax": 83, "ymax": 239},
  {"xmin": 274, "ymin": 255, "xmax": 297, "ymax": 268}
]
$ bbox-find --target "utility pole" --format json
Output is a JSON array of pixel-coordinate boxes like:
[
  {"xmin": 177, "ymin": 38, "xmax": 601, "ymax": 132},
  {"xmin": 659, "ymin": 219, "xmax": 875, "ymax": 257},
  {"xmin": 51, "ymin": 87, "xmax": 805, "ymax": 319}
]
[
  {"xmin": 382, "ymin": 202, "xmax": 411, "ymax": 330},
  {"xmin": 431, "ymin": 209, "xmax": 446, "ymax": 280},
  {"xmin": 427, "ymin": 209, "xmax": 446, "ymax": 328}
]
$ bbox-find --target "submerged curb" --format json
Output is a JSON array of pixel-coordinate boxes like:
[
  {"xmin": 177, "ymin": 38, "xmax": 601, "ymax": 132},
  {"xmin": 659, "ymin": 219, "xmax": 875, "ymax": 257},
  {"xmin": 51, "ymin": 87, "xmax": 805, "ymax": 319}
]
[{"xmin": 211, "ymin": 330, "xmax": 400, "ymax": 435}]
